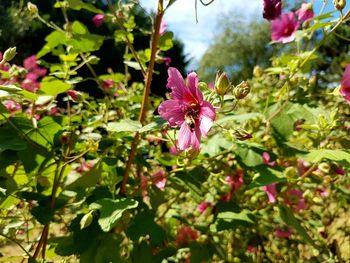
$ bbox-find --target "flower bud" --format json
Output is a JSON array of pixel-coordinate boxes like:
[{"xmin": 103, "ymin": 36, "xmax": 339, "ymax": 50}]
[
  {"xmin": 198, "ymin": 82, "xmax": 208, "ymax": 91},
  {"xmin": 233, "ymin": 81, "xmax": 250, "ymax": 99},
  {"xmin": 27, "ymin": 2, "xmax": 38, "ymax": 15},
  {"xmin": 253, "ymin": 66, "xmax": 263, "ymax": 78},
  {"xmin": 67, "ymin": 90, "xmax": 83, "ymax": 102},
  {"xmin": 333, "ymin": 0, "xmax": 346, "ymax": 11},
  {"xmin": 309, "ymin": 75, "xmax": 317, "ymax": 87},
  {"xmin": 215, "ymin": 72, "xmax": 230, "ymax": 96},
  {"xmin": 3, "ymin": 47, "xmax": 17, "ymax": 62},
  {"xmin": 88, "ymin": 55, "xmax": 100, "ymax": 64}
]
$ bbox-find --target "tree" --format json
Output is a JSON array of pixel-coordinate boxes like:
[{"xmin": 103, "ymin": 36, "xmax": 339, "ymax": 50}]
[{"xmin": 198, "ymin": 14, "xmax": 275, "ymax": 84}]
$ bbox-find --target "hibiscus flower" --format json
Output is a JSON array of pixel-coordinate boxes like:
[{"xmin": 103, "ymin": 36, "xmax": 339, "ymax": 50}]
[{"xmin": 158, "ymin": 68, "xmax": 216, "ymax": 151}]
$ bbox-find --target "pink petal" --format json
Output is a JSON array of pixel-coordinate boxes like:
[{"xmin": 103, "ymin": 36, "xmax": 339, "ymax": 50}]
[
  {"xmin": 166, "ymin": 67, "xmax": 186, "ymax": 100},
  {"xmin": 23, "ymin": 55, "xmax": 38, "ymax": 70},
  {"xmin": 199, "ymin": 101, "xmax": 216, "ymax": 136},
  {"xmin": 199, "ymin": 116, "xmax": 213, "ymax": 137},
  {"xmin": 190, "ymin": 126, "xmax": 201, "ymax": 149},
  {"xmin": 187, "ymin": 72, "xmax": 203, "ymax": 103},
  {"xmin": 177, "ymin": 122, "xmax": 191, "ymax": 150},
  {"xmin": 158, "ymin": 100, "xmax": 184, "ymax": 127},
  {"xmin": 262, "ymin": 183, "xmax": 277, "ymax": 203}
]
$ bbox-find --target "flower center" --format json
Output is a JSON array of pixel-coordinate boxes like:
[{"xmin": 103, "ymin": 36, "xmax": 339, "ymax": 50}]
[{"xmin": 184, "ymin": 104, "xmax": 200, "ymax": 131}]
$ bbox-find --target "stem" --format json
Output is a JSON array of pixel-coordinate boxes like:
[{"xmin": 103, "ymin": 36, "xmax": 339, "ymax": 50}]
[
  {"xmin": 79, "ymin": 53, "xmax": 105, "ymax": 91},
  {"xmin": 120, "ymin": 0, "xmax": 165, "ymax": 195},
  {"xmin": 106, "ymin": 0, "xmax": 146, "ymax": 77}
]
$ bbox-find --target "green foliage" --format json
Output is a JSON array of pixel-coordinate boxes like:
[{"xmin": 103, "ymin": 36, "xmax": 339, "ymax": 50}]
[
  {"xmin": 90, "ymin": 198, "xmax": 138, "ymax": 232},
  {"xmin": 0, "ymin": 1, "xmax": 350, "ymax": 262}
]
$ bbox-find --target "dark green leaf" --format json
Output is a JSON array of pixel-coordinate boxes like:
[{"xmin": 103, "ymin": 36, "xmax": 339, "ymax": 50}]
[
  {"xmin": 278, "ymin": 205, "xmax": 317, "ymax": 248},
  {"xmin": 90, "ymin": 198, "xmax": 138, "ymax": 232}
]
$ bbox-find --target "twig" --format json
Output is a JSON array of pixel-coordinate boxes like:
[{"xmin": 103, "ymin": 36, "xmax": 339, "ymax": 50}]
[
  {"xmin": 106, "ymin": 0, "xmax": 147, "ymax": 77},
  {"xmin": 120, "ymin": 0, "xmax": 165, "ymax": 194}
]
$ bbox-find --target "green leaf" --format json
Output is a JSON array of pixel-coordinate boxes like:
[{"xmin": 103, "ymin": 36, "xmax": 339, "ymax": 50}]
[
  {"xmin": 236, "ymin": 142, "xmax": 264, "ymax": 167},
  {"xmin": 124, "ymin": 60, "xmax": 141, "ymax": 70},
  {"xmin": 80, "ymin": 211, "xmax": 94, "ymax": 230},
  {"xmin": 0, "ymin": 127, "xmax": 27, "ymax": 153},
  {"xmin": 303, "ymin": 149, "xmax": 350, "ymax": 167},
  {"xmin": 68, "ymin": 0, "xmax": 104, "ymax": 13},
  {"xmin": 0, "ymin": 84, "xmax": 38, "ymax": 100},
  {"xmin": 90, "ymin": 198, "xmax": 138, "ymax": 232},
  {"xmin": 249, "ymin": 167, "xmax": 285, "ymax": 188},
  {"xmin": 107, "ymin": 119, "xmax": 142, "ymax": 133},
  {"xmin": 38, "ymin": 77, "xmax": 71, "ymax": 97},
  {"xmin": 158, "ymin": 32, "xmax": 173, "ymax": 51},
  {"xmin": 127, "ymin": 210, "xmax": 166, "ymax": 246},
  {"xmin": 171, "ymin": 167, "xmax": 208, "ymax": 202},
  {"xmin": 31, "ymin": 206, "xmax": 54, "ymax": 225},
  {"xmin": 66, "ymin": 161, "xmax": 102, "ymax": 190},
  {"xmin": 213, "ymin": 209, "xmax": 255, "ymax": 231},
  {"xmin": 139, "ymin": 116, "xmax": 167, "ymax": 133},
  {"xmin": 201, "ymin": 134, "xmax": 233, "ymax": 156},
  {"xmin": 37, "ymin": 31, "xmax": 66, "ymax": 58},
  {"xmin": 278, "ymin": 205, "xmax": 317, "ymax": 248},
  {"xmin": 268, "ymin": 102, "xmax": 314, "ymax": 141},
  {"xmin": 115, "ymin": 30, "xmax": 134, "ymax": 43}
]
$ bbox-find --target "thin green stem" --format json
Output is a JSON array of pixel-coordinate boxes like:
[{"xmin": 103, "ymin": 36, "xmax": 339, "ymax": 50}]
[{"xmin": 106, "ymin": 0, "xmax": 146, "ymax": 77}]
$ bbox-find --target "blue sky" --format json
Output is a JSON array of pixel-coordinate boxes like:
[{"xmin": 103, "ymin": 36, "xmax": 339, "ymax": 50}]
[{"xmin": 139, "ymin": 0, "xmax": 345, "ymax": 69}]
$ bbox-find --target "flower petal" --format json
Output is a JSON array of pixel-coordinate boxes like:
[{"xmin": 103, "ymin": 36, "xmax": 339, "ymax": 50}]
[
  {"xmin": 158, "ymin": 100, "xmax": 184, "ymax": 127},
  {"xmin": 177, "ymin": 122, "xmax": 191, "ymax": 151},
  {"xmin": 190, "ymin": 126, "xmax": 201, "ymax": 149},
  {"xmin": 187, "ymin": 72, "xmax": 203, "ymax": 103},
  {"xmin": 199, "ymin": 101, "xmax": 216, "ymax": 136},
  {"xmin": 166, "ymin": 67, "xmax": 187, "ymax": 100}
]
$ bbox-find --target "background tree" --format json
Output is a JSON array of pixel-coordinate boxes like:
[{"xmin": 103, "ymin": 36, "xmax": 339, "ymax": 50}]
[
  {"xmin": 0, "ymin": 0, "xmax": 188, "ymax": 97},
  {"xmin": 197, "ymin": 14, "xmax": 275, "ymax": 84}
]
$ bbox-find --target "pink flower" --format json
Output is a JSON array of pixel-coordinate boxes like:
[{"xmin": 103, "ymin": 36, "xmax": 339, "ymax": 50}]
[
  {"xmin": 159, "ymin": 19, "xmax": 167, "ymax": 35},
  {"xmin": 296, "ymin": 3, "xmax": 314, "ymax": 22},
  {"xmin": 197, "ymin": 202, "xmax": 212, "ymax": 214},
  {"xmin": 335, "ymin": 167, "xmax": 345, "ymax": 175},
  {"xmin": 262, "ymin": 183, "xmax": 277, "ymax": 203},
  {"xmin": 274, "ymin": 228, "xmax": 293, "ymax": 238},
  {"xmin": 23, "ymin": 55, "xmax": 38, "ymax": 71},
  {"xmin": 271, "ymin": 12, "xmax": 299, "ymax": 43},
  {"xmin": 67, "ymin": 90, "xmax": 81, "ymax": 101},
  {"xmin": 102, "ymin": 79, "xmax": 114, "ymax": 90},
  {"xmin": 176, "ymin": 226, "xmax": 199, "ymax": 246},
  {"xmin": 340, "ymin": 64, "xmax": 350, "ymax": 105},
  {"xmin": 76, "ymin": 161, "xmax": 94, "ymax": 173},
  {"xmin": 284, "ymin": 189, "xmax": 306, "ymax": 212},
  {"xmin": 262, "ymin": 152, "xmax": 276, "ymax": 166},
  {"xmin": 21, "ymin": 55, "xmax": 47, "ymax": 92},
  {"xmin": 21, "ymin": 79, "xmax": 40, "ymax": 92},
  {"xmin": 263, "ymin": 0, "xmax": 282, "ymax": 21},
  {"xmin": 162, "ymin": 56, "xmax": 172, "ymax": 67},
  {"xmin": 220, "ymin": 170, "xmax": 244, "ymax": 202},
  {"xmin": 158, "ymin": 68, "xmax": 216, "ymax": 151},
  {"xmin": 92, "ymin": 14, "xmax": 105, "ymax": 27},
  {"xmin": 169, "ymin": 145, "xmax": 178, "ymax": 155},
  {"xmin": 297, "ymin": 159, "xmax": 312, "ymax": 176},
  {"xmin": 2, "ymin": 99, "xmax": 21, "ymax": 113},
  {"xmin": 152, "ymin": 170, "xmax": 167, "ymax": 191}
]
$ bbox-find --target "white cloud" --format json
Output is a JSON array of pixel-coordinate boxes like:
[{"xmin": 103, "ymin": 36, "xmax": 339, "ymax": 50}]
[{"xmin": 139, "ymin": 0, "xmax": 261, "ymax": 68}]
